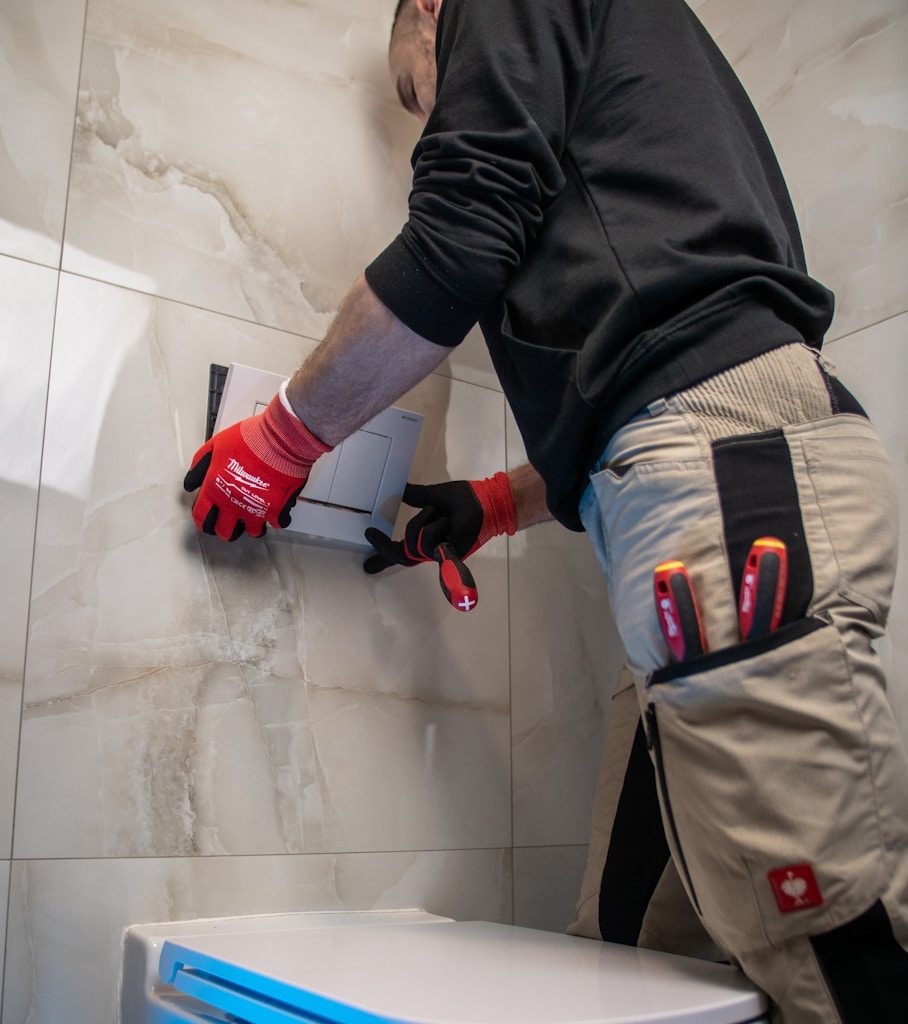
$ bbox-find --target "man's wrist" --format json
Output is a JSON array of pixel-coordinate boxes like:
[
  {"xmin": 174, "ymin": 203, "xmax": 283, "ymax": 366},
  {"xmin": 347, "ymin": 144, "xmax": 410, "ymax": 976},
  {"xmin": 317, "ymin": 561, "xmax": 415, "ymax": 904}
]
[
  {"xmin": 278, "ymin": 379, "xmax": 300, "ymax": 419},
  {"xmin": 508, "ymin": 463, "xmax": 554, "ymax": 531},
  {"xmin": 475, "ymin": 472, "xmax": 518, "ymax": 538},
  {"xmin": 240, "ymin": 393, "xmax": 332, "ymax": 477}
]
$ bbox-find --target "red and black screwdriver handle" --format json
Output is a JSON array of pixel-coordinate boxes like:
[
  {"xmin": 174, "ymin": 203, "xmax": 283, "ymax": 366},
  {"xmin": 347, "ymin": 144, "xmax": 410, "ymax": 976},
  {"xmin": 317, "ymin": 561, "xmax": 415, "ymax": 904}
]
[
  {"xmin": 738, "ymin": 537, "xmax": 788, "ymax": 640},
  {"xmin": 434, "ymin": 542, "xmax": 479, "ymax": 613},
  {"xmin": 653, "ymin": 560, "xmax": 707, "ymax": 662},
  {"xmin": 653, "ymin": 536, "xmax": 789, "ymax": 664}
]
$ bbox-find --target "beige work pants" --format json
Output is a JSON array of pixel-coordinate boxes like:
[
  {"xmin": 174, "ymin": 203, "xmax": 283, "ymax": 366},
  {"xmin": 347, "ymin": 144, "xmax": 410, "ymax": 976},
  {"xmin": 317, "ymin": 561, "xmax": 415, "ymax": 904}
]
[{"xmin": 570, "ymin": 355, "xmax": 908, "ymax": 1022}]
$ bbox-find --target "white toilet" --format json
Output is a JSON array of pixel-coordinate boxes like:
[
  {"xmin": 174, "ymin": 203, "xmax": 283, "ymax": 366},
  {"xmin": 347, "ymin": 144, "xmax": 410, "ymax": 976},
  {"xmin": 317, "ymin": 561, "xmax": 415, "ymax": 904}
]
[{"xmin": 121, "ymin": 909, "xmax": 769, "ymax": 1024}]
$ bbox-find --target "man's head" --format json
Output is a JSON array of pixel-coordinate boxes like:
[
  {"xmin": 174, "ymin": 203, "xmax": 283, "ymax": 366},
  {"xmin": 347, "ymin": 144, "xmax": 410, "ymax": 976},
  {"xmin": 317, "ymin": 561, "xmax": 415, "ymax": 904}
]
[{"xmin": 389, "ymin": 0, "xmax": 443, "ymax": 122}]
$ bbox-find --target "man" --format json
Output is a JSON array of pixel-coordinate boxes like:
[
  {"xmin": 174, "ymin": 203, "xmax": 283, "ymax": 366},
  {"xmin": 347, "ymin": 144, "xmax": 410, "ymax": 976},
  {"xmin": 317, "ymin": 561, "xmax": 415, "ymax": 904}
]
[{"xmin": 184, "ymin": 1, "xmax": 908, "ymax": 1019}]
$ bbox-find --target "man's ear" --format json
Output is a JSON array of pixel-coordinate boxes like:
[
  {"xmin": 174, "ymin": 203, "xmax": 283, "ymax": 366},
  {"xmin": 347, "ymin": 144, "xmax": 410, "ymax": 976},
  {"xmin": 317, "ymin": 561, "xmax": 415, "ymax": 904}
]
[{"xmin": 414, "ymin": 0, "xmax": 442, "ymax": 24}]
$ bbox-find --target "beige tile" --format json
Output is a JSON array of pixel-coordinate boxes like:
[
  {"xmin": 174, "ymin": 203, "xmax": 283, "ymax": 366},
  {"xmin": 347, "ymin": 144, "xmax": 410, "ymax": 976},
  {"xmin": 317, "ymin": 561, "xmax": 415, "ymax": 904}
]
[
  {"xmin": 0, "ymin": 0, "xmax": 86, "ymax": 266},
  {"xmin": 437, "ymin": 324, "xmax": 500, "ymax": 393},
  {"xmin": 62, "ymin": 0, "xmax": 495, "ymax": 386},
  {"xmin": 306, "ymin": 683, "xmax": 508, "ymax": 853},
  {"xmin": 509, "ymin": 518, "xmax": 622, "ymax": 848},
  {"xmin": 2, "ymin": 849, "xmax": 511, "ymax": 1024},
  {"xmin": 513, "ymin": 846, "xmax": 588, "ymax": 934},
  {"xmin": 825, "ymin": 311, "xmax": 908, "ymax": 747},
  {"xmin": 63, "ymin": 0, "xmax": 416, "ymax": 339},
  {"xmin": 694, "ymin": 0, "xmax": 908, "ymax": 340},
  {"xmin": 506, "ymin": 412, "xmax": 624, "ymax": 847},
  {"xmin": 0, "ymin": 256, "xmax": 57, "ymax": 855},
  {"xmin": 14, "ymin": 273, "xmax": 510, "ymax": 858}
]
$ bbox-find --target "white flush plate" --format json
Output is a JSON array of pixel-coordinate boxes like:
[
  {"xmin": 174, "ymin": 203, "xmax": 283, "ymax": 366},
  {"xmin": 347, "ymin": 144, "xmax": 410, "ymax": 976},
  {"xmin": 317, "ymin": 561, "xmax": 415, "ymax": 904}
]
[{"xmin": 213, "ymin": 363, "xmax": 422, "ymax": 550}]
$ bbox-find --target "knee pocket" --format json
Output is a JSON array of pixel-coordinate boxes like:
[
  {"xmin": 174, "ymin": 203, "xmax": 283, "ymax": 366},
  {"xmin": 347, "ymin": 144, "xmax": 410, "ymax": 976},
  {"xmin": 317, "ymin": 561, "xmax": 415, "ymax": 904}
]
[{"xmin": 643, "ymin": 617, "xmax": 887, "ymax": 953}]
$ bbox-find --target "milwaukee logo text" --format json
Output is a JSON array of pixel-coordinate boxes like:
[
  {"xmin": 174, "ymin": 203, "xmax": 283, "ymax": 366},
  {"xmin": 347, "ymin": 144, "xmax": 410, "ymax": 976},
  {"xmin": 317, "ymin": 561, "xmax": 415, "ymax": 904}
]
[{"xmin": 226, "ymin": 459, "xmax": 271, "ymax": 490}]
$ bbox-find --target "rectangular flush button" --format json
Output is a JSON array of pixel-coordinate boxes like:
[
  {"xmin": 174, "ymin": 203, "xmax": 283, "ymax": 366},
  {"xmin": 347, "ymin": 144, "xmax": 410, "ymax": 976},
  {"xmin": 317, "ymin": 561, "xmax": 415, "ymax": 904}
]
[
  {"xmin": 328, "ymin": 430, "xmax": 392, "ymax": 512},
  {"xmin": 301, "ymin": 447, "xmax": 341, "ymax": 504}
]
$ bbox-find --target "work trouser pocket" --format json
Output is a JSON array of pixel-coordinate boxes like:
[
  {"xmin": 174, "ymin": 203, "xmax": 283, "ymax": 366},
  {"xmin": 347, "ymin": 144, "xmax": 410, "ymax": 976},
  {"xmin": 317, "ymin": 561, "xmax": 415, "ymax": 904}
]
[{"xmin": 643, "ymin": 616, "xmax": 887, "ymax": 955}]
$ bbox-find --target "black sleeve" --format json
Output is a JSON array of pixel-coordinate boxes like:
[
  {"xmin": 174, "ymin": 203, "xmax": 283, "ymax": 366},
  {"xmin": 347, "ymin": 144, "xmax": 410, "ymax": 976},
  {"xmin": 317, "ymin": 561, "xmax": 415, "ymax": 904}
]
[{"xmin": 365, "ymin": 0, "xmax": 594, "ymax": 346}]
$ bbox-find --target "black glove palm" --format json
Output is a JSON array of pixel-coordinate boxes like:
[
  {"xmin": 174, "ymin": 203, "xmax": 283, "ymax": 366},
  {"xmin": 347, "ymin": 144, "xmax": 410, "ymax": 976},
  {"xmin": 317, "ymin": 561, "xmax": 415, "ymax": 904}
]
[{"xmin": 363, "ymin": 480, "xmax": 485, "ymax": 575}]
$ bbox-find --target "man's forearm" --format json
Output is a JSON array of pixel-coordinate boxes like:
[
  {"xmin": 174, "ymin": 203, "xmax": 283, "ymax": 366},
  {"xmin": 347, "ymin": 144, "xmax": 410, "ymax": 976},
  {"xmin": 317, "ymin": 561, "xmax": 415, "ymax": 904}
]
[
  {"xmin": 285, "ymin": 275, "xmax": 449, "ymax": 446},
  {"xmin": 284, "ymin": 275, "xmax": 553, "ymax": 532},
  {"xmin": 508, "ymin": 462, "xmax": 553, "ymax": 530}
]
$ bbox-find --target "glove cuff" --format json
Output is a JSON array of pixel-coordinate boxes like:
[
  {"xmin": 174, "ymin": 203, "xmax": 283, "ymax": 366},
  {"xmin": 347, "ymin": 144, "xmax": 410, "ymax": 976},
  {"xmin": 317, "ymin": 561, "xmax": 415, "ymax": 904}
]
[
  {"xmin": 476, "ymin": 471, "xmax": 518, "ymax": 539},
  {"xmin": 241, "ymin": 391, "xmax": 333, "ymax": 478}
]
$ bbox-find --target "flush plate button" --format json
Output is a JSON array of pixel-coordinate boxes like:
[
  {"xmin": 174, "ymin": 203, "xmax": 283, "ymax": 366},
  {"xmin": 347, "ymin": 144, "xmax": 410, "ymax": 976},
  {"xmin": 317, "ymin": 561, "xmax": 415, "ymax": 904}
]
[{"xmin": 328, "ymin": 430, "xmax": 392, "ymax": 512}]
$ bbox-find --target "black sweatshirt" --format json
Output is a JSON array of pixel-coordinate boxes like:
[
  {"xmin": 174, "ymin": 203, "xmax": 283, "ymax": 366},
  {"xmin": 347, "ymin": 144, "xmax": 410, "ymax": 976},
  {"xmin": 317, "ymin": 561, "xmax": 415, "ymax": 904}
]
[{"xmin": 365, "ymin": 0, "xmax": 834, "ymax": 530}]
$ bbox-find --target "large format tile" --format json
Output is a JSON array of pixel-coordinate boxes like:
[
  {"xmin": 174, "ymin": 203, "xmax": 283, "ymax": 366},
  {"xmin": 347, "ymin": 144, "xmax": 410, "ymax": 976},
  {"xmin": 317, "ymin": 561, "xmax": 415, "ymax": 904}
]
[
  {"xmin": 694, "ymin": 0, "xmax": 908, "ymax": 340},
  {"xmin": 0, "ymin": 0, "xmax": 86, "ymax": 266},
  {"xmin": 506, "ymin": 412, "xmax": 623, "ymax": 847},
  {"xmin": 825, "ymin": 312, "xmax": 908, "ymax": 747},
  {"xmin": 0, "ymin": 256, "xmax": 58, "ymax": 857},
  {"xmin": 63, "ymin": 0, "xmax": 496, "ymax": 389},
  {"xmin": 14, "ymin": 273, "xmax": 510, "ymax": 859},
  {"xmin": 513, "ymin": 845, "xmax": 588, "ymax": 935},
  {"xmin": 63, "ymin": 0, "xmax": 416, "ymax": 338},
  {"xmin": 1, "ymin": 849, "xmax": 511, "ymax": 1024}
]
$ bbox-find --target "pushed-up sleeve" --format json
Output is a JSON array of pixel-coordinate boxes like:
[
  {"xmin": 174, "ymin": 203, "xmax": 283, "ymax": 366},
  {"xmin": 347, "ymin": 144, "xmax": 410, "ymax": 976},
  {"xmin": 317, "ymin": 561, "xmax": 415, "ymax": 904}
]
[{"xmin": 365, "ymin": 0, "xmax": 594, "ymax": 345}]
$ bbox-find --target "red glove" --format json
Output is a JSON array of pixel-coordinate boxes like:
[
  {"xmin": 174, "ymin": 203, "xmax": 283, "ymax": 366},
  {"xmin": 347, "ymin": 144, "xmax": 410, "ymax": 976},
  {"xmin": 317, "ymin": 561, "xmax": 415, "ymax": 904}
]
[
  {"xmin": 183, "ymin": 389, "xmax": 332, "ymax": 541},
  {"xmin": 363, "ymin": 472, "xmax": 517, "ymax": 574}
]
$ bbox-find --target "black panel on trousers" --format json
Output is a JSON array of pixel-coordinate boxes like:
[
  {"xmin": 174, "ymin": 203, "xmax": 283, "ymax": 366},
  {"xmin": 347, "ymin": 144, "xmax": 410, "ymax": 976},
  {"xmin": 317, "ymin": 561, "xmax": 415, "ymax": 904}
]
[
  {"xmin": 818, "ymin": 365, "xmax": 869, "ymax": 419},
  {"xmin": 598, "ymin": 719, "xmax": 670, "ymax": 945},
  {"xmin": 712, "ymin": 429, "xmax": 812, "ymax": 625},
  {"xmin": 810, "ymin": 899, "xmax": 908, "ymax": 1023}
]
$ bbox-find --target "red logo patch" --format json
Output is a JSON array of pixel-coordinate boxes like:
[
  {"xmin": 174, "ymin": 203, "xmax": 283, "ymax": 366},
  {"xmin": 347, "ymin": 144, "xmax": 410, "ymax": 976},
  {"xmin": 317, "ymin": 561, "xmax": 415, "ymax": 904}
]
[{"xmin": 767, "ymin": 863, "xmax": 824, "ymax": 913}]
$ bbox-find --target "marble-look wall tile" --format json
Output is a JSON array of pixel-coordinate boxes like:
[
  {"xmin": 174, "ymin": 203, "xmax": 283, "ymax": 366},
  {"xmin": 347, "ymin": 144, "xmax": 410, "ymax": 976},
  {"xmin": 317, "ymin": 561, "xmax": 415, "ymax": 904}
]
[
  {"xmin": 0, "ymin": 256, "xmax": 57, "ymax": 856},
  {"xmin": 14, "ymin": 273, "xmax": 510, "ymax": 859},
  {"xmin": 513, "ymin": 846, "xmax": 588, "ymax": 935},
  {"xmin": 1, "ymin": 849, "xmax": 511, "ymax": 1024},
  {"xmin": 62, "ymin": 0, "xmax": 498, "ymax": 390},
  {"xmin": 63, "ymin": 0, "xmax": 416, "ymax": 339},
  {"xmin": 693, "ymin": 0, "xmax": 908, "ymax": 340},
  {"xmin": 0, "ymin": 0, "xmax": 86, "ymax": 266},
  {"xmin": 506, "ymin": 412, "xmax": 623, "ymax": 848},
  {"xmin": 825, "ymin": 312, "xmax": 908, "ymax": 748}
]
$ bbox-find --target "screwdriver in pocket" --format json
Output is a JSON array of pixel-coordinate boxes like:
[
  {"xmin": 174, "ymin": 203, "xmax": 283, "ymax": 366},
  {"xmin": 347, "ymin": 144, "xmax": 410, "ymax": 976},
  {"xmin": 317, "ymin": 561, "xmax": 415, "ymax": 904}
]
[
  {"xmin": 738, "ymin": 537, "xmax": 788, "ymax": 639},
  {"xmin": 653, "ymin": 560, "xmax": 707, "ymax": 662}
]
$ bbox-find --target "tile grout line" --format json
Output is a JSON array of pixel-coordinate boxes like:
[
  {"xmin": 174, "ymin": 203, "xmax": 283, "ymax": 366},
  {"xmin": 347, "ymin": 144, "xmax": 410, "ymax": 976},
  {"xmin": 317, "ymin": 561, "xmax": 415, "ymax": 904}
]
[
  {"xmin": 826, "ymin": 307, "xmax": 908, "ymax": 346},
  {"xmin": 1, "ymin": 228, "xmax": 63, "ymax": 1024},
  {"xmin": 8, "ymin": 238, "xmax": 907, "ymax": 382},
  {"xmin": 55, "ymin": 0, "xmax": 89, "ymax": 275},
  {"xmin": 11, "ymin": 233, "xmax": 908, "ymax": 371},
  {"xmin": 503, "ymin": 400, "xmax": 516, "ymax": 926},
  {"xmin": 42, "ymin": 264, "xmax": 507, "ymax": 395},
  {"xmin": 1, "ymin": 2, "xmax": 90, "ymax": 1010},
  {"xmin": 0, "ymin": 252, "xmax": 64, "ymax": 275},
  {"xmin": 6, "ymin": 223, "xmax": 908, "ymax": 364},
  {"xmin": 56, "ymin": 268, "xmax": 329, "ymax": 351},
  {"xmin": 3, "ymin": 844, "xmax": 570, "ymax": 864}
]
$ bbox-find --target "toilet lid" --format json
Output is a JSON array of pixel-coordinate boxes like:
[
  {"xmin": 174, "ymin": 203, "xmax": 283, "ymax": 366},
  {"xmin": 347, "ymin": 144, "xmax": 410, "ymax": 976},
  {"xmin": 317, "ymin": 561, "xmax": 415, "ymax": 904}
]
[{"xmin": 159, "ymin": 919, "xmax": 766, "ymax": 1024}]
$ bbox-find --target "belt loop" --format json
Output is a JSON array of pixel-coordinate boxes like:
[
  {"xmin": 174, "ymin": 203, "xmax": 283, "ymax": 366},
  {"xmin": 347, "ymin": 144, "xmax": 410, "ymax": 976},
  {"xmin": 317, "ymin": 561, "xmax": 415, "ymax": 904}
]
[
  {"xmin": 646, "ymin": 396, "xmax": 670, "ymax": 418},
  {"xmin": 816, "ymin": 351, "xmax": 838, "ymax": 377}
]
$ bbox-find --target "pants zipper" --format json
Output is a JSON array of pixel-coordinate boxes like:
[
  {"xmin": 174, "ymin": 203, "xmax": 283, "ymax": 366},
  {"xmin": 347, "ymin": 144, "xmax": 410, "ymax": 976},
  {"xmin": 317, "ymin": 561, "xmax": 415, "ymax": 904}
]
[{"xmin": 645, "ymin": 702, "xmax": 702, "ymax": 916}]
